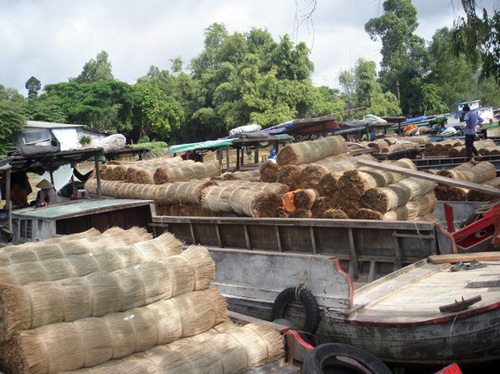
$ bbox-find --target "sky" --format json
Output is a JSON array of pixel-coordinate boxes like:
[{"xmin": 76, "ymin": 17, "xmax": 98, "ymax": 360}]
[{"xmin": 0, "ymin": 0, "xmax": 497, "ymax": 96}]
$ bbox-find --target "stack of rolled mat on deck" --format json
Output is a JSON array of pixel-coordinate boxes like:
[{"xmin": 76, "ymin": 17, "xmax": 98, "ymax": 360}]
[
  {"xmin": 432, "ymin": 161, "xmax": 499, "ymax": 201},
  {"xmin": 83, "ymin": 135, "xmax": 443, "ymax": 222},
  {"xmin": 273, "ymin": 156, "xmax": 439, "ymax": 222},
  {"xmin": 366, "ymin": 135, "xmax": 429, "ymax": 153},
  {"xmin": 0, "ymin": 228, "xmax": 284, "ymax": 373},
  {"xmin": 424, "ymin": 139, "xmax": 500, "ymax": 157}
]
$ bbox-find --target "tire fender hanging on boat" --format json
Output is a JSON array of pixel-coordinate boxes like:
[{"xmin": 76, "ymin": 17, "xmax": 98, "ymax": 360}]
[
  {"xmin": 271, "ymin": 285, "xmax": 320, "ymax": 335},
  {"xmin": 302, "ymin": 343, "xmax": 392, "ymax": 374}
]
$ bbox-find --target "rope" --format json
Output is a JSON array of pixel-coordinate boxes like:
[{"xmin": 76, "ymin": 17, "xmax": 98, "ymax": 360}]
[
  {"xmin": 448, "ymin": 313, "xmax": 460, "ymax": 357},
  {"xmin": 413, "ymin": 221, "xmax": 425, "ymax": 247},
  {"xmin": 296, "ymin": 256, "xmax": 313, "ymax": 299}
]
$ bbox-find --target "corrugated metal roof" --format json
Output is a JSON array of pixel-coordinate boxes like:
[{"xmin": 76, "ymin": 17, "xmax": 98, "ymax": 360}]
[{"xmin": 26, "ymin": 120, "xmax": 85, "ymax": 129}]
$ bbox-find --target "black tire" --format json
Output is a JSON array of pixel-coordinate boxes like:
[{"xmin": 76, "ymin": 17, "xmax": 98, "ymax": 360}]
[
  {"xmin": 272, "ymin": 286, "xmax": 320, "ymax": 335},
  {"xmin": 302, "ymin": 343, "xmax": 392, "ymax": 374}
]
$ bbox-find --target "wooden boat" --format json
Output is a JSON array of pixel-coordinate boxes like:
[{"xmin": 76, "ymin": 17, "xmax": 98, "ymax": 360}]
[{"xmin": 208, "ymin": 248, "xmax": 500, "ymax": 367}]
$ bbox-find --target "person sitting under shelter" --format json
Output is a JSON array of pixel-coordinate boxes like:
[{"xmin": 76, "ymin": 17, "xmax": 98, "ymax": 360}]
[
  {"xmin": 35, "ymin": 179, "xmax": 60, "ymax": 205},
  {"xmin": 10, "ymin": 183, "xmax": 28, "ymax": 209}
]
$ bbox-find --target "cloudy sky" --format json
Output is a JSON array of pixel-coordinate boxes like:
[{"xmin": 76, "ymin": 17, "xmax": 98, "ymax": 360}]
[{"xmin": 0, "ymin": 0, "xmax": 496, "ymax": 96}]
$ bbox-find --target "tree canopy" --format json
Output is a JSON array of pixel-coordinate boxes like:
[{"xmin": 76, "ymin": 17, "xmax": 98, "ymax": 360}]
[
  {"xmin": 453, "ymin": 0, "xmax": 500, "ymax": 82},
  {"xmin": 2, "ymin": 3, "xmax": 500, "ymax": 147}
]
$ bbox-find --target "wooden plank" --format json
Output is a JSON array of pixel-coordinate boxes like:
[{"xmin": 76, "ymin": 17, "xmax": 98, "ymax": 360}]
[
  {"xmin": 428, "ymin": 252, "xmax": 500, "ymax": 264},
  {"xmin": 151, "ymin": 214, "xmax": 435, "ymax": 231},
  {"xmin": 357, "ymin": 159, "xmax": 500, "ymax": 196},
  {"xmin": 467, "ymin": 279, "xmax": 500, "ymax": 288}
]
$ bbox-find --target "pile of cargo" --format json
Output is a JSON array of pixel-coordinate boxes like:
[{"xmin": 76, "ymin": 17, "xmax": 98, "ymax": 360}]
[{"xmin": 0, "ymin": 228, "xmax": 284, "ymax": 373}]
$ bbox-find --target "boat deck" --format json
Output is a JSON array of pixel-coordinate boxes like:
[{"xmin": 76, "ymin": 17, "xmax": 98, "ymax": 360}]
[{"xmin": 349, "ymin": 257, "xmax": 500, "ymax": 323}]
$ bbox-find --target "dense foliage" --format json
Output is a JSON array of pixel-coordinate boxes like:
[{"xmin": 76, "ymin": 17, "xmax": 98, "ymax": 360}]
[{"xmin": 1, "ymin": 0, "xmax": 500, "ymax": 149}]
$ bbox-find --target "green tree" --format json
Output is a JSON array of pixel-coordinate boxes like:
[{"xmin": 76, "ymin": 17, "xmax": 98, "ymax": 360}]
[
  {"xmin": 0, "ymin": 85, "xmax": 25, "ymax": 103},
  {"xmin": 453, "ymin": 0, "xmax": 500, "ymax": 82},
  {"xmin": 190, "ymin": 23, "xmax": 229, "ymax": 76},
  {"xmin": 338, "ymin": 59, "xmax": 402, "ymax": 117},
  {"xmin": 365, "ymin": 0, "xmax": 426, "ymax": 115},
  {"xmin": 25, "ymin": 76, "xmax": 41, "ymax": 99},
  {"xmin": 43, "ymin": 81, "xmax": 135, "ymax": 133},
  {"xmin": 421, "ymin": 84, "xmax": 448, "ymax": 115},
  {"xmin": 72, "ymin": 50, "xmax": 114, "ymax": 83},
  {"xmin": 338, "ymin": 69, "xmax": 356, "ymax": 110},
  {"xmin": 132, "ymin": 82, "xmax": 184, "ymax": 141},
  {"xmin": 169, "ymin": 57, "xmax": 184, "ymax": 74},
  {"xmin": 425, "ymin": 27, "xmax": 477, "ymax": 109},
  {"xmin": 22, "ymin": 96, "xmax": 67, "ymax": 123},
  {"xmin": 0, "ymin": 102, "xmax": 25, "ymax": 155}
]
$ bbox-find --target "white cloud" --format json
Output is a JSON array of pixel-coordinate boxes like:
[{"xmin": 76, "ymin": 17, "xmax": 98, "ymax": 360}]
[{"xmin": 0, "ymin": 0, "xmax": 485, "ymax": 95}]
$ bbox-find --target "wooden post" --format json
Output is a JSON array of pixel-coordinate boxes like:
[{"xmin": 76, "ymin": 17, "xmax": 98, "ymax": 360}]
[
  {"xmin": 94, "ymin": 150, "xmax": 102, "ymax": 199},
  {"xmin": 236, "ymin": 147, "xmax": 240, "ymax": 170},
  {"xmin": 254, "ymin": 148, "xmax": 259, "ymax": 164},
  {"xmin": 5, "ymin": 169, "xmax": 12, "ymax": 232},
  {"xmin": 226, "ymin": 146, "xmax": 230, "ymax": 170}
]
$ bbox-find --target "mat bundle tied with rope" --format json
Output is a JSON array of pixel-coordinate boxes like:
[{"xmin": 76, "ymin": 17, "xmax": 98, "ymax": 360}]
[
  {"xmin": 14, "ymin": 289, "xmax": 228, "ymax": 374},
  {"xmin": 0, "ymin": 232, "xmax": 182, "ymax": 286},
  {"xmin": 467, "ymin": 177, "xmax": 500, "ymax": 201},
  {"xmin": 294, "ymin": 189, "xmax": 318, "ymax": 211},
  {"xmin": 153, "ymin": 162, "xmax": 221, "ymax": 184},
  {"xmin": 0, "ymin": 245, "xmax": 214, "ymax": 338},
  {"xmin": 313, "ymin": 156, "xmax": 368, "ymax": 196},
  {"xmin": 435, "ymin": 162, "xmax": 497, "ymax": 201},
  {"xmin": 367, "ymin": 138, "xmax": 396, "ymax": 152},
  {"xmin": 0, "ymin": 227, "xmax": 152, "ymax": 267},
  {"xmin": 448, "ymin": 139, "xmax": 497, "ymax": 157},
  {"xmin": 311, "ymin": 196, "xmax": 335, "ymax": 218},
  {"xmin": 84, "ymin": 179, "xmax": 122, "ymax": 197},
  {"xmin": 133, "ymin": 156, "xmax": 184, "ymax": 167},
  {"xmin": 217, "ymin": 169, "xmax": 261, "ymax": 181},
  {"xmin": 259, "ymin": 161, "xmax": 280, "ymax": 183},
  {"xmin": 201, "ymin": 185, "xmax": 281, "ymax": 217},
  {"xmin": 214, "ymin": 181, "xmax": 289, "ymax": 195},
  {"xmin": 317, "ymin": 171, "xmax": 343, "ymax": 196},
  {"xmin": 297, "ymin": 164, "xmax": 329, "ymax": 190},
  {"xmin": 335, "ymin": 158, "xmax": 417, "ymax": 202},
  {"xmin": 276, "ymin": 135, "xmax": 347, "ymax": 166},
  {"xmin": 0, "ymin": 228, "xmax": 100, "ymax": 255},
  {"xmin": 323, "ymin": 209, "xmax": 349, "ymax": 219},
  {"xmin": 125, "ymin": 166, "xmax": 155, "ymax": 184},
  {"xmin": 154, "ymin": 180, "xmax": 216, "ymax": 205},
  {"xmin": 276, "ymin": 165, "xmax": 304, "ymax": 190},
  {"xmin": 424, "ymin": 139, "xmax": 463, "ymax": 157},
  {"xmin": 113, "ymin": 182, "xmax": 162, "ymax": 200},
  {"xmin": 438, "ymin": 162, "xmax": 496, "ymax": 184},
  {"xmin": 361, "ymin": 177, "xmax": 436, "ymax": 214},
  {"xmin": 57, "ymin": 321, "xmax": 284, "ymax": 374},
  {"xmin": 351, "ymin": 208, "xmax": 384, "ymax": 220},
  {"xmin": 382, "ymin": 192, "xmax": 437, "ymax": 221}
]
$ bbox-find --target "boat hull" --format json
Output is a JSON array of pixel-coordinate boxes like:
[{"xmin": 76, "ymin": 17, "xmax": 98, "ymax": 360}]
[{"xmin": 322, "ymin": 307, "xmax": 500, "ymax": 365}]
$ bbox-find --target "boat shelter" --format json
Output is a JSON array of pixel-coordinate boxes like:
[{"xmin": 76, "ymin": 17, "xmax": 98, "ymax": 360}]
[
  {"xmin": 1, "ymin": 144, "xmax": 151, "ymax": 240},
  {"xmin": 169, "ymin": 134, "xmax": 292, "ymax": 170}
]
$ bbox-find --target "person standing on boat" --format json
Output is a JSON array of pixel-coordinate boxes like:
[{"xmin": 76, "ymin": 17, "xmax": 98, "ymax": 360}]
[{"xmin": 463, "ymin": 104, "xmax": 484, "ymax": 164}]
